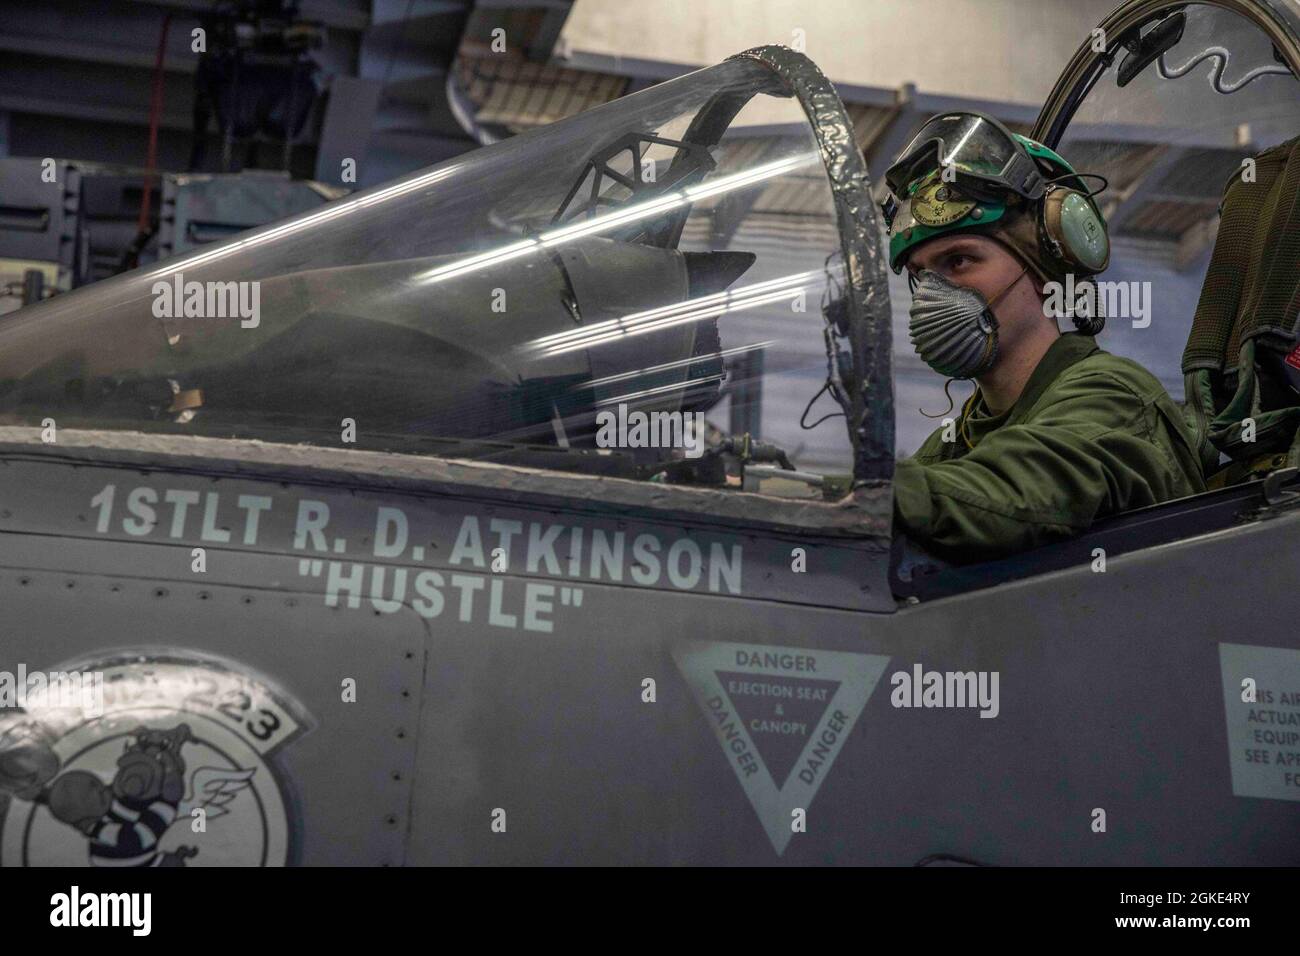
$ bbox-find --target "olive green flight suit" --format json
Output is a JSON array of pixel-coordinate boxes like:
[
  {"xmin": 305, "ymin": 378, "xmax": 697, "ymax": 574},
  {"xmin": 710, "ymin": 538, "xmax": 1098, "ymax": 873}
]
[{"xmin": 893, "ymin": 333, "xmax": 1206, "ymax": 562}]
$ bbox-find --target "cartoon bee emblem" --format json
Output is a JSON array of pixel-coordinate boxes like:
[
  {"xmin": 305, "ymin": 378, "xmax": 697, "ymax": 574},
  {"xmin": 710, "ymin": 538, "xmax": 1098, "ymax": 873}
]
[
  {"xmin": 0, "ymin": 656, "xmax": 308, "ymax": 867},
  {"xmin": 910, "ymin": 173, "xmax": 978, "ymax": 228}
]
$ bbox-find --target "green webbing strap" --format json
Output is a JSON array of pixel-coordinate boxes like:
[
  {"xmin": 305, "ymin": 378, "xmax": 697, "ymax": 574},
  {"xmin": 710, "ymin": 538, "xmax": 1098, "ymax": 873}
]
[
  {"xmin": 1182, "ymin": 368, "xmax": 1221, "ymax": 477},
  {"xmin": 1204, "ymin": 339, "xmax": 1300, "ymax": 464},
  {"xmin": 1179, "ymin": 136, "xmax": 1300, "ymax": 475},
  {"xmin": 1182, "ymin": 135, "xmax": 1300, "ymax": 374}
]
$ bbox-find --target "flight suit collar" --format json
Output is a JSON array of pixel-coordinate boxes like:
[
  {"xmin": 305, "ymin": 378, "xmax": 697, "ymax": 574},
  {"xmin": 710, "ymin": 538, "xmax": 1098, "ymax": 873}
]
[{"xmin": 963, "ymin": 333, "xmax": 1100, "ymax": 443}]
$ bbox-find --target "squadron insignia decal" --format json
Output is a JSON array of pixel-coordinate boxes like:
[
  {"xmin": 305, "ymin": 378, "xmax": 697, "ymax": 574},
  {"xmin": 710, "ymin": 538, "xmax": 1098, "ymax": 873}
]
[
  {"xmin": 0, "ymin": 655, "xmax": 308, "ymax": 867},
  {"xmin": 673, "ymin": 641, "xmax": 889, "ymax": 855}
]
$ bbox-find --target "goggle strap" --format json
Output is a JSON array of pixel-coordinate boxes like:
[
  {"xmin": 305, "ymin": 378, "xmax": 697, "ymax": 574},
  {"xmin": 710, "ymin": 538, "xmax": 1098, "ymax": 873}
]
[{"xmin": 1002, "ymin": 153, "xmax": 1045, "ymax": 200}]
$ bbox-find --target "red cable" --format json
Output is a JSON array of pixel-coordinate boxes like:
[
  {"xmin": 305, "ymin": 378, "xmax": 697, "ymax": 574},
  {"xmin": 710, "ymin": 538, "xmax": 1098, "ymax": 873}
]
[{"xmin": 137, "ymin": 12, "xmax": 173, "ymax": 234}]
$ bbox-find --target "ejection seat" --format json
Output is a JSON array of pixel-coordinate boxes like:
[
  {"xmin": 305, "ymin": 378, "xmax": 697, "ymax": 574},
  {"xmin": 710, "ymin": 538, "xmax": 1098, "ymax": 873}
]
[{"xmin": 1180, "ymin": 134, "xmax": 1300, "ymax": 487}]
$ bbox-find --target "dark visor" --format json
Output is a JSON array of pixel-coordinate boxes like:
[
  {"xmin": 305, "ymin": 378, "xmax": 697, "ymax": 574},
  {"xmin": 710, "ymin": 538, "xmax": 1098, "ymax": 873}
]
[{"xmin": 884, "ymin": 111, "xmax": 1045, "ymax": 202}]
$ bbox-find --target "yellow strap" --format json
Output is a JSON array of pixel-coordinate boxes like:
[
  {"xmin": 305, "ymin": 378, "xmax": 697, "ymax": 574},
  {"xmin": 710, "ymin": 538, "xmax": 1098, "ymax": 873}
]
[{"xmin": 960, "ymin": 389, "xmax": 981, "ymax": 449}]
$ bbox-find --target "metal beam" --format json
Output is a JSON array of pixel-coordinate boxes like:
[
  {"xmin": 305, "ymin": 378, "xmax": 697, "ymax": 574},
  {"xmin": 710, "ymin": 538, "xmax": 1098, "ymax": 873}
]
[
  {"xmin": 124, "ymin": 0, "xmax": 372, "ymax": 32},
  {"xmin": 315, "ymin": 75, "xmax": 384, "ymax": 183},
  {"xmin": 370, "ymin": 0, "xmax": 468, "ymax": 23},
  {"xmin": 0, "ymin": 34, "xmax": 198, "ymax": 74},
  {"xmin": 1105, "ymin": 144, "xmax": 1188, "ymax": 234},
  {"xmin": 476, "ymin": 0, "xmax": 572, "ymax": 9},
  {"xmin": 553, "ymin": 49, "xmax": 697, "ymax": 81},
  {"xmin": 522, "ymin": 1, "xmax": 574, "ymax": 62},
  {"xmin": 0, "ymin": 93, "xmax": 191, "ymax": 132},
  {"xmin": 863, "ymin": 86, "xmax": 921, "ymax": 200}
]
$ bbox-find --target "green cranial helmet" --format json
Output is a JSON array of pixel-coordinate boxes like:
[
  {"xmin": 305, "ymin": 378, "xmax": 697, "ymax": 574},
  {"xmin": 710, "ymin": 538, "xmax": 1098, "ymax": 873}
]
[
  {"xmin": 883, "ymin": 112, "xmax": 1108, "ymax": 280},
  {"xmin": 886, "ymin": 168, "xmax": 1011, "ymax": 273}
]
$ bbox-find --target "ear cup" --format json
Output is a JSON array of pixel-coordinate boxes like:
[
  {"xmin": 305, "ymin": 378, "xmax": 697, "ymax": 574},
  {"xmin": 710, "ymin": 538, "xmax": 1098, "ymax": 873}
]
[
  {"xmin": 1037, "ymin": 186, "xmax": 1109, "ymax": 335},
  {"xmin": 1039, "ymin": 186, "xmax": 1111, "ymax": 275}
]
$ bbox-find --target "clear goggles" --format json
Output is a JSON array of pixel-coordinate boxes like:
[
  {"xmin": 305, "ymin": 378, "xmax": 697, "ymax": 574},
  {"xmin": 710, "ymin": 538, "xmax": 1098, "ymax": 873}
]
[{"xmin": 883, "ymin": 111, "xmax": 1046, "ymax": 207}]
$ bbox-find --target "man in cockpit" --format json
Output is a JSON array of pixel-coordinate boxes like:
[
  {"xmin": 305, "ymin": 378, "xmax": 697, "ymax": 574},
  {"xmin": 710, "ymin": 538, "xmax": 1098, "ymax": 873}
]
[{"xmin": 881, "ymin": 112, "xmax": 1205, "ymax": 562}]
